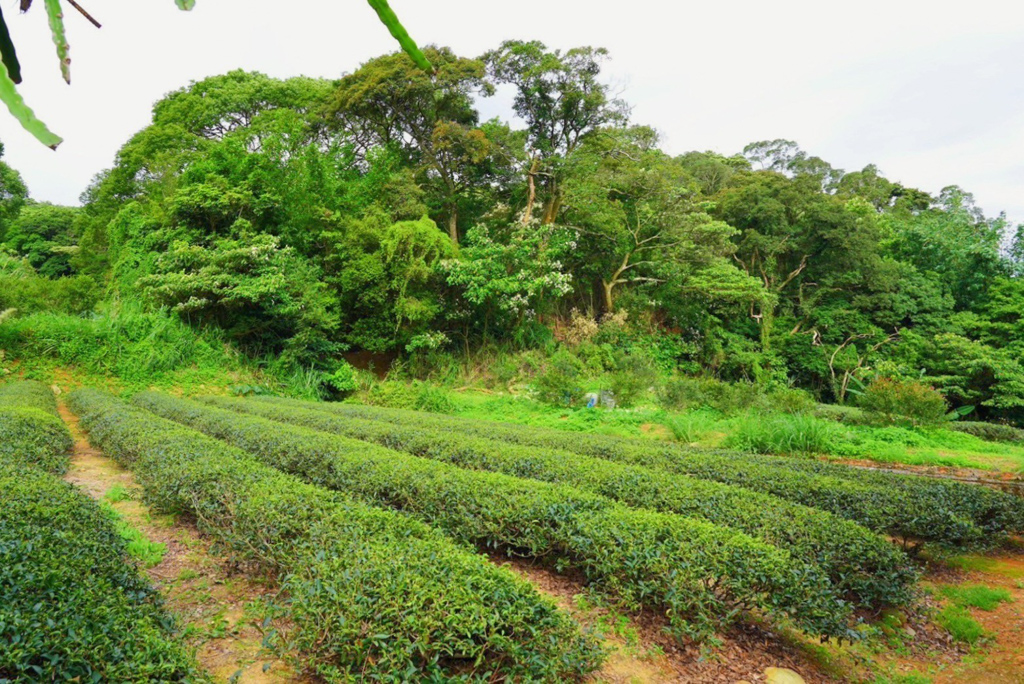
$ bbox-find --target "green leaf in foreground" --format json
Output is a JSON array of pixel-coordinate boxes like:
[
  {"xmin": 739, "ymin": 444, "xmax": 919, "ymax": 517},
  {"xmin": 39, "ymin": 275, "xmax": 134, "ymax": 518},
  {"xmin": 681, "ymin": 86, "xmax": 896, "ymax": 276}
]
[
  {"xmin": 44, "ymin": 0, "xmax": 71, "ymax": 84},
  {"xmin": 0, "ymin": 60, "xmax": 61, "ymax": 149},
  {"xmin": 366, "ymin": 0, "xmax": 434, "ymax": 72},
  {"xmin": 174, "ymin": 0, "xmax": 196, "ymax": 10},
  {"xmin": 0, "ymin": 7, "xmax": 23, "ymax": 84}
]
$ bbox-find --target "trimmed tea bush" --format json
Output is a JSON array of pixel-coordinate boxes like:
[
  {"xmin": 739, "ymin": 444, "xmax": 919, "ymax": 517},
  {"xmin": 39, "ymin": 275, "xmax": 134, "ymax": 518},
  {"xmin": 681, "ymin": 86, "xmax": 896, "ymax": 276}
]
[
  {"xmin": 949, "ymin": 421, "xmax": 1024, "ymax": 444},
  {"xmin": 268, "ymin": 398, "xmax": 1024, "ymax": 547},
  {"xmin": 203, "ymin": 396, "xmax": 916, "ymax": 609},
  {"xmin": 0, "ymin": 464, "xmax": 202, "ymax": 681},
  {"xmin": 0, "ymin": 380, "xmax": 73, "ymax": 474},
  {"xmin": 142, "ymin": 392, "xmax": 854, "ymax": 641},
  {"xmin": 71, "ymin": 389, "xmax": 601, "ymax": 682}
]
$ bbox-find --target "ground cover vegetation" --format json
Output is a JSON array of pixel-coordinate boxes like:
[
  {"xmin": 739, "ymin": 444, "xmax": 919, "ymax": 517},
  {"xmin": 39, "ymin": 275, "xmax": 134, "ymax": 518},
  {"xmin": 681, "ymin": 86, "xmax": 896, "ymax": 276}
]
[
  {"xmin": 0, "ymin": 381, "xmax": 201, "ymax": 681},
  {"xmin": 69, "ymin": 388, "xmax": 603, "ymax": 681}
]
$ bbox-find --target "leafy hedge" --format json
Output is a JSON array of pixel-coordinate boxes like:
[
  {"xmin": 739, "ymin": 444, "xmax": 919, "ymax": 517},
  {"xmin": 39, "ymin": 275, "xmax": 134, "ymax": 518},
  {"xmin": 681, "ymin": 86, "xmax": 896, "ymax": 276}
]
[
  {"xmin": 265, "ymin": 399, "xmax": 1024, "ymax": 547},
  {"xmin": 0, "ymin": 380, "xmax": 72, "ymax": 474},
  {"xmin": 199, "ymin": 396, "xmax": 916, "ymax": 609},
  {"xmin": 142, "ymin": 392, "xmax": 855, "ymax": 641},
  {"xmin": 949, "ymin": 421, "xmax": 1024, "ymax": 444},
  {"xmin": 0, "ymin": 464, "xmax": 201, "ymax": 681},
  {"xmin": 70, "ymin": 389, "xmax": 601, "ymax": 681}
]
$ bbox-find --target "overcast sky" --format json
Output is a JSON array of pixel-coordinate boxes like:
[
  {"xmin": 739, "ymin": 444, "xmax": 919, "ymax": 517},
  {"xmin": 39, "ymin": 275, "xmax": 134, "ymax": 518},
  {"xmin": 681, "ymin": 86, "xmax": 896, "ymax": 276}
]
[{"xmin": 1, "ymin": 0, "xmax": 1023, "ymax": 225}]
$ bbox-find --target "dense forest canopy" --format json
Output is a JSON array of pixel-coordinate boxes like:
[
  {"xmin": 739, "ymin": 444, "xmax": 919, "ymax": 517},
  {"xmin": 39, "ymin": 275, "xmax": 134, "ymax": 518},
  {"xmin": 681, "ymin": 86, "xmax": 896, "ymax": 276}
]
[{"xmin": 2, "ymin": 42, "xmax": 1023, "ymax": 424}]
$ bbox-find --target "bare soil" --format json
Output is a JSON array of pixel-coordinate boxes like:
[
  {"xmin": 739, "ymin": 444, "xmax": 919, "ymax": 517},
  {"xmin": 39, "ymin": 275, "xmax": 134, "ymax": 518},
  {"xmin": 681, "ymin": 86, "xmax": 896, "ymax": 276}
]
[{"xmin": 58, "ymin": 401, "xmax": 307, "ymax": 683}]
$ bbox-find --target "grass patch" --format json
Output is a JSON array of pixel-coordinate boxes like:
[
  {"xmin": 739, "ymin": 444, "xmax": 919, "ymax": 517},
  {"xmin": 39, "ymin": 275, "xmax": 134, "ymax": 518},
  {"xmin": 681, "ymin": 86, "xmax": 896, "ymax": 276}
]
[
  {"xmin": 829, "ymin": 424, "xmax": 1024, "ymax": 473},
  {"xmin": 103, "ymin": 484, "xmax": 133, "ymax": 503},
  {"xmin": 937, "ymin": 584, "xmax": 1013, "ymax": 611},
  {"xmin": 947, "ymin": 554, "xmax": 1024, "ymax": 579},
  {"xmin": 664, "ymin": 411, "xmax": 716, "ymax": 443},
  {"xmin": 454, "ymin": 393, "xmax": 671, "ymax": 439},
  {"xmin": 936, "ymin": 605, "xmax": 987, "ymax": 645},
  {"xmin": 873, "ymin": 674, "xmax": 933, "ymax": 684},
  {"xmin": 725, "ymin": 413, "xmax": 838, "ymax": 455},
  {"xmin": 178, "ymin": 568, "xmax": 201, "ymax": 582},
  {"xmin": 101, "ymin": 502, "xmax": 167, "ymax": 568},
  {"xmin": 432, "ymin": 390, "xmax": 1024, "ymax": 473}
]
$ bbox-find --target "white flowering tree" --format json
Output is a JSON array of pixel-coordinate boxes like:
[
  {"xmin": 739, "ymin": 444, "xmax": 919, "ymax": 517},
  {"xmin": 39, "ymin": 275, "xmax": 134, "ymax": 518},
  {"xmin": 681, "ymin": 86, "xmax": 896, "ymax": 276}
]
[{"xmin": 443, "ymin": 220, "xmax": 574, "ymax": 341}]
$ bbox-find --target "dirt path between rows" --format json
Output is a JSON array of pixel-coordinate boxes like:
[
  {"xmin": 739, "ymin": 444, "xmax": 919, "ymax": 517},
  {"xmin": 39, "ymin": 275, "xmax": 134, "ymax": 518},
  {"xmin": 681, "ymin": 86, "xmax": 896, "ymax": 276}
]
[
  {"xmin": 493, "ymin": 556, "xmax": 842, "ymax": 683},
  {"xmin": 58, "ymin": 400, "xmax": 306, "ymax": 683},
  {"xmin": 931, "ymin": 554, "xmax": 1024, "ymax": 684}
]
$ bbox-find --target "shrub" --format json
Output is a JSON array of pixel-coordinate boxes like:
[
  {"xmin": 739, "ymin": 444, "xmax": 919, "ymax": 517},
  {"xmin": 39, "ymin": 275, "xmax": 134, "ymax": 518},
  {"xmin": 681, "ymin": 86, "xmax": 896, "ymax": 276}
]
[
  {"xmin": 603, "ymin": 352, "xmax": 658, "ymax": 408},
  {"xmin": 657, "ymin": 376, "xmax": 813, "ymax": 415},
  {"xmin": 766, "ymin": 386, "xmax": 817, "ymax": 414},
  {"xmin": 533, "ymin": 349, "xmax": 587, "ymax": 406},
  {"xmin": 283, "ymin": 399, "xmax": 1024, "ymax": 548},
  {"xmin": 0, "ymin": 380, "xmax": 73, "ymax": 474},
  {"xmin": 145, "ymin": 392, "xmax": 855, "ymax": 640},
  {"xmin": 204, "ymin": 394, "xmax": 917, "ymax": 610},
  {"xmin": 725, "ymin": 414, "xmax": 840, "ymax": 456},
  {"xmin": 71, "ymin": 389, "xmax": 600, "ymax": 681},
  {"xmin": 362, "ymin": 380, "xmax": 419, "ymax": 408},
  {"xmin": 362, "ymin": 380, "xmax": 457, "ymax": 414},
  {"xmin": 560, "ymin": 308, "xmax": 599, "ymax": 346},
  {"xmin": 0, "ymin": 465, "xmax": 200, "ymax": 680},
  {"xmin": 323, "ymin": 361, "xmax": 360, "ymax": 398},
  {"xmin": 0, "ymin": 270, "xmax": 101, "ymax": 316},
  {"xmin": 859, "ymin": 378, "xmax": 949, "ymax": 426},
  {"xmin": 814, "ymin": 403, "xmax": 870, "ymax": 424}
]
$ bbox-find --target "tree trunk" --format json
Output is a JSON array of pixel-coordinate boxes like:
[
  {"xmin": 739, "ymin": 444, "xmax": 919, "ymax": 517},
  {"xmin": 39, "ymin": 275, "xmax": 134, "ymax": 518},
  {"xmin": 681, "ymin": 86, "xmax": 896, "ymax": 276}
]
[
  {"xmin": 541, "ymin": 187, "xmax": 562, "ymax": 225},
  {"xmin": 447, "ymin": 208, "xmax": 459, "ymax": 244},
  {"xmin": 601, "ymin": 279, "xmax": 615, "ymax": 313},
  {"xmin": 522, "ymin": 157, "xmax": 539, "ymax": 225}
]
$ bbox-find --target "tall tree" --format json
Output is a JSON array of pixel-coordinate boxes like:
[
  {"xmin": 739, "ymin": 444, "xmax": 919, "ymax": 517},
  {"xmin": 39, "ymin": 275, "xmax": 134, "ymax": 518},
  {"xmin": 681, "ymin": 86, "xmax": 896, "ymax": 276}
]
[
  {"xmin": 484, "ymin": 40, "xmax": 628, "ymax": 224},
  {"xmin": 562, "ymin": 127, "xmax": 742, "ymax": 313},
  {"xmin": 883, "ymin": 186, "xmax": 1007, "ymax": 310},
  {"xmin": 0, "ymin": 142, "xmax": 27, "ymax": 238},
  {"xmin": 325, "ymin": 46, "xmax": 492, "ymax": 243}
]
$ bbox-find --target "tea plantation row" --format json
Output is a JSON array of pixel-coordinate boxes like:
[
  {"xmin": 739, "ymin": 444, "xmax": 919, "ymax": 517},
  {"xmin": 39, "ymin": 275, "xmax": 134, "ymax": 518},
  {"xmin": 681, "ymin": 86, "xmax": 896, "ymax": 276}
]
[
  {"xmin": 1, "ymin": 382, "xmax": 201, "ymax": 681},
  {"xmin": 70, "ymin": 389, "xmax": 603, "ymax": 681},
  {"xmin": 197, "ymin": 395, "xmax": 917, "ymax": 609},
  {"xmin": 136, "ymin": 391, "xmax": 854, "ymax": 642},
  {"xmin": 263, "ymin": 398, "xmax": 1024, "ymax": 548}
]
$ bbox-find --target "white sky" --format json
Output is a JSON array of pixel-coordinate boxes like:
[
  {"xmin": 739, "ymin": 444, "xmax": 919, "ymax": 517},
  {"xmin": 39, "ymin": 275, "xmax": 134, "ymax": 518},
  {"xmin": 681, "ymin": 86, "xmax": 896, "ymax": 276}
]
[{"xmin": 1, "ymin": 0, "xmax": 1023, "ymax": 224}]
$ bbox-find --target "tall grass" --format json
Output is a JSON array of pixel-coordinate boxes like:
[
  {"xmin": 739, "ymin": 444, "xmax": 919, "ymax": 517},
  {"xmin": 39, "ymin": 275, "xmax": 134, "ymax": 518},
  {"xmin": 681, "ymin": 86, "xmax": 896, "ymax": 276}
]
[
  {"xmin": 0, "ymin": 303, "xmax": 263, "ymax": 393},
  {"xmin": 725, "ymin": 413, "xmax": 839, "ymax": 456},
  {"xmin": 665, "ymin": 411, "xmax": 716, "ymax": 443}
]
